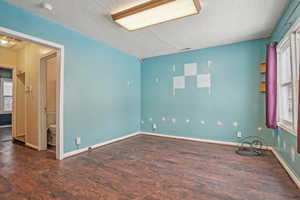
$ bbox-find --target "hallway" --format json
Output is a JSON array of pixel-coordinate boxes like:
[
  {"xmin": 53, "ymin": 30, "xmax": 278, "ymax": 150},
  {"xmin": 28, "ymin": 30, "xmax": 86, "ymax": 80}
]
[{"xmin": 0, "ymin": 127, "xmax": 11, "ymax": 142}]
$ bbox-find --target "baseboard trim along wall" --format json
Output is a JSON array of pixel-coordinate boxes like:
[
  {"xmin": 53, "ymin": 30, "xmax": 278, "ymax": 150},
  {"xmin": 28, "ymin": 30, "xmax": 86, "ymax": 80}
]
[
  {"xmin": 26, "ymin": 143, "xmax": 39, "ymax": 150},
  {"xmin": 62, "ymin": 132, "xmax": 140, "ymax": 159},
  {"xmin": 140, "ymin": 131, "xmax": 271, "ymax": 149},
  {"xmin": 271, "ymin": 147, "xmax": 300, "ymax": 189}
]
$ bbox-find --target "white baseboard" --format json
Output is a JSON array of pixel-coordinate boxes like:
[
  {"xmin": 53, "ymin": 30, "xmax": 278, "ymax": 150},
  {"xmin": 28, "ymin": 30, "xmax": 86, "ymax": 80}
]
[
  {"xmin": 26, "ymin": 143, "xmax": 39, "ymax": 150},
  {"xmin": 271, "ymin": 147, "xmax": 300, "ymax": 189},
  {"xmin": 140, "ymin": 131, "xmax": 271, "ymax": 150},
  {"xmin": 62, "ymin": 132, "xmax": 140, "ymax": 159}
]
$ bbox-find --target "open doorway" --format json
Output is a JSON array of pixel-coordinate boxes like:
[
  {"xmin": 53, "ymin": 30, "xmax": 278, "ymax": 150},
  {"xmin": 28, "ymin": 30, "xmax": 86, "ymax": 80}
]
[
  {"xmin": 0, "ymin": 27, "xmax": 64, "ymax": 160},
  {"xmin": 0, "ymin": 67, "xmax": 13, "ymax": 142}
]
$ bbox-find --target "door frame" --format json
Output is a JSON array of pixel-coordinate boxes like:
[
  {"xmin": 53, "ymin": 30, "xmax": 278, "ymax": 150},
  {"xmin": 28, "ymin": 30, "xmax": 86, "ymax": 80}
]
[
  {"xmin": 0, "ymin": 26, "xmax": 65, "ymax": 160},
  {"xmin": 39, "ymin": 52, "xmax": 57, "ymax": 151}
]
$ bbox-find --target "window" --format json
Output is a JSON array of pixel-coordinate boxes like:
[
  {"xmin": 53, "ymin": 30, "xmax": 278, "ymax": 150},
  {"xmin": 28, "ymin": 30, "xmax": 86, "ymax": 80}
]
[
  {"xmin": 277, "ymin": 30, "xmax": 299, "ymax": 135},
  {"xmin": 0, "ymin": 78, "xmax": 13, "ymax": 113}
]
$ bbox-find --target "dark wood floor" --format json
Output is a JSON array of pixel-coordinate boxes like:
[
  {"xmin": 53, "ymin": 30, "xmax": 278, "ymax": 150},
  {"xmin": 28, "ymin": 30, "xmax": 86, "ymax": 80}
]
[
  {"xmin": 0, "ymin": 127, "xmax": 11, "ymax": 142},
  {"xmin": 0, "ymin": 134, "xmax": 299, "ymax": 200}
]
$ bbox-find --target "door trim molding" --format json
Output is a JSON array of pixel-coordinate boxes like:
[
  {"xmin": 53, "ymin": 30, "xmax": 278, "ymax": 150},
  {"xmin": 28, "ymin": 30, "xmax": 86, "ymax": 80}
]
[{"xmin": 0, "ymin": 26, "xmax": 65, "ymax": 160}]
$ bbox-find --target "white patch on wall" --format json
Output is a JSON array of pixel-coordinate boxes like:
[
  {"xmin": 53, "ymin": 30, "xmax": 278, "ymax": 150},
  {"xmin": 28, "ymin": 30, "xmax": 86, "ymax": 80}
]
[
  {"xmin": 172, "ymin": 65, "xmax": 176, "ymax": 72},
  {"xmin": 186, "ymin": 118, "xmax": 190, "ymax": 123},
  {"xmin": 208, "ymin": 60, "xmax": 213, "ymax": 68},
  {"xmin": 155, "ymin": 77, "xmax": 160, "ymax": 83},
  {"xmin": 162, "ymin": 116, "xmax": 166, "ymax": 121},
  {"xmin": 197, "ymin": 74, "xmax": 211, "ymax": 95},
  {"xmin": 283, "ymin": 141, "xmax": 287, "ymax": 151},
  {"xmin": 184, "ymin": 63, "xmax": 197, "ymax": 76},
  {"xmin": 173, "ymin": 76, "xmax": 185, "ymax": 96},
  {"xmin": 149, "ymin": 117, "xmax": 153, "ymax": 122},
  {"xmin": 200, "ymin": 120, "xmax": 205, "ymax": 125},
  {"xmin": 233, "ymin": 122, "xmax": 239, "ymax": 127},
  {"xmin": 291, "ymin": 147, "xmax": 296, "ymax": 162},
  {"xmin": 152, "ymin": 123, "xmax": 157, "ymax": 131},
  {"xmin": 171, "ymin": 118, "xmax": 176, "ymax": 123},
  {"xmin": 173, "ymin": 76, "xmax": 185, "ymax": 88},
  {"xmin": 171, "ymin": 61, "xmax": 214, "ymax": 96},
  {"xmin": 127, "ymin": 80, "xmax": 133, "ymax": 87},
  {"xmin": 197, "ymin": 74, "xmax": 211, "ymax": 88},
  {"xmin": 217, "ymin": 121, "xmax": 224, "ymax": 126},
  {"xmin": 257, "ymin": 126, "xmax": 262, "ymax": 132}
]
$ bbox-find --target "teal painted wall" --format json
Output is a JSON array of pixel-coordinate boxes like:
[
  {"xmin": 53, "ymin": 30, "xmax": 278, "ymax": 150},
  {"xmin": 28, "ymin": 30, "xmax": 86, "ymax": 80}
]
[
  {"xmin": 2, "ymin": 0, "xmax": 298, "ymax": 178},
  {"xmin": 0, "ymin": 1, "xmax": 141, "ymax": 153},
  {"xmin": 141, "ymin": 38, "xmax": 274, "ymax": 145},
  {"xmin": 271, "ymin": 0, "xmax": 300, "ymax": 180}
]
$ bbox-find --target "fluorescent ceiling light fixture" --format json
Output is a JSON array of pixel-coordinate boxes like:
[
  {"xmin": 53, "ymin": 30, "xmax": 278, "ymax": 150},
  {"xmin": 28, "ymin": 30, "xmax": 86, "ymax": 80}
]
[{"xmin": 111, "ymin": 0, "xmax": 202, "ymax": 31}]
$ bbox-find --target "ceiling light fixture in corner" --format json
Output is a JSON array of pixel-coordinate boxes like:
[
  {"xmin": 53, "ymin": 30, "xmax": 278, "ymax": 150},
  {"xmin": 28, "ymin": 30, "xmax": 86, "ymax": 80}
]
[{"xmin": 111, "ymin": 0, "xmax": 202, "ymax": 31}]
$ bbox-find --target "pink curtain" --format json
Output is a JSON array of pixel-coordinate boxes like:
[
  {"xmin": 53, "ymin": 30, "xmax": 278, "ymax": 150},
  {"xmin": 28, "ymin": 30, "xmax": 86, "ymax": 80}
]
[{"xmin": 266, "ymin": 43, "xmax": 278, "ymax": 129}]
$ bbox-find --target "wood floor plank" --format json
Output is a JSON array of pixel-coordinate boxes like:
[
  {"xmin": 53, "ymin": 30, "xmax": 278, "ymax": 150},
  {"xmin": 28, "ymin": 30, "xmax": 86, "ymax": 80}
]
[{"xmin": 0, "ymin": 134, "xmax": 299, "ymax": 200}]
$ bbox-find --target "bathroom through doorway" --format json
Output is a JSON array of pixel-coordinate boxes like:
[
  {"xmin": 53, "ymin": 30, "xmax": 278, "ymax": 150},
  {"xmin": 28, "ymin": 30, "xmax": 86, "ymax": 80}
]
[{"xmin": 40, "ymin": 52, "xmax": 58, "ymax": 153}]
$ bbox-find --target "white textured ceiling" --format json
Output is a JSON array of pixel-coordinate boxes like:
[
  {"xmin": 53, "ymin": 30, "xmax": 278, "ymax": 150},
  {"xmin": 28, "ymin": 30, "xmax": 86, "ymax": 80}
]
[{"xmin": 7, "ymin": 0, "xmax": 288, "ymax": 58}]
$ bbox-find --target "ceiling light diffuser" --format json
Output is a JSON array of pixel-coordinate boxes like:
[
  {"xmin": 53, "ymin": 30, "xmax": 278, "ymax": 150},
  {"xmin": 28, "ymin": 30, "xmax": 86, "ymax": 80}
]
[{"xmin": 111, "ymin": 0, "xmax": 201, "ymax": 31}]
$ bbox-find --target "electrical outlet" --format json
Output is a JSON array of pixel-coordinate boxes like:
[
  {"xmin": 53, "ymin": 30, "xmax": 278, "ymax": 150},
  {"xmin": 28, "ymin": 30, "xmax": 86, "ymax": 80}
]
[
  {"xmin": 237, "ymin": 131, "xmax": 242, "ymax": 138},
  {"xmin": 75, "ymin": 137, "xmax": 81, "ymax": 145}
]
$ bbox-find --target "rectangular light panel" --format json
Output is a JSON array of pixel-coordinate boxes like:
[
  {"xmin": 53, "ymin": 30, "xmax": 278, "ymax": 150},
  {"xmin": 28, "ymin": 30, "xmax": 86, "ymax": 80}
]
[{"xmin": 111, "ymin": 0, "xmax": 201, "ymax": 31}]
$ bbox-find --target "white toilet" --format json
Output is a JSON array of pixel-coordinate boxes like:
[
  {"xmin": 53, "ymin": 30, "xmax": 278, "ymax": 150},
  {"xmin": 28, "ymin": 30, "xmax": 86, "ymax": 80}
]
[{"xmin": 47, "ymin": 124, "xmax": 56, "ymax": 146}]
